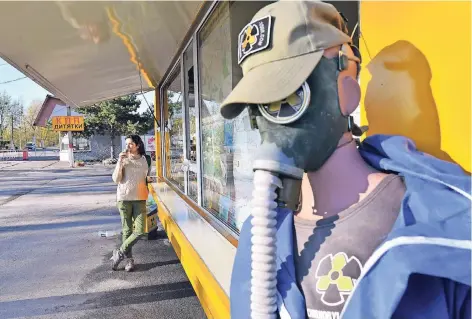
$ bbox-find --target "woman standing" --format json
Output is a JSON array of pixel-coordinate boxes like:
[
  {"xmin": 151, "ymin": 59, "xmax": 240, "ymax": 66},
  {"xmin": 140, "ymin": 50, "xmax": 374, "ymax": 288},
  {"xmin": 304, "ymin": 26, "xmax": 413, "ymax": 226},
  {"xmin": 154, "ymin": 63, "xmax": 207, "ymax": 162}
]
[{"xmin": 110, "ymin": 134, "xmax": 152, "ymax": 271}]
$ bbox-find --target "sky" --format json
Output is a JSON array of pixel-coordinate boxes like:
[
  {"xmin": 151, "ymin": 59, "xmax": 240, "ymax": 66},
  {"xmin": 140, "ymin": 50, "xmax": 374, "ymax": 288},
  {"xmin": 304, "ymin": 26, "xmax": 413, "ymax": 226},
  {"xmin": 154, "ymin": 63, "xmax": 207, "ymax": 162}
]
[{"xmin": 0, "ymin": 57, "xmax": 154, "ymax": 113}]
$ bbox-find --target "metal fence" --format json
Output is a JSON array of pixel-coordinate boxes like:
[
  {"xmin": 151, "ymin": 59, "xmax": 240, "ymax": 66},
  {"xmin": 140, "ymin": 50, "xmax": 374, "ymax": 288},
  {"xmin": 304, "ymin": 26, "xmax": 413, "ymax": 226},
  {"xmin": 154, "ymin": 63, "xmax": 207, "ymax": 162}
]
[
  {"xmin": 0, "ymin": 150, "xmax": 22, "ymax": 161},
  {"xmin": 0, "ymin": 149, "xmax": 60, "ymax": 161}
]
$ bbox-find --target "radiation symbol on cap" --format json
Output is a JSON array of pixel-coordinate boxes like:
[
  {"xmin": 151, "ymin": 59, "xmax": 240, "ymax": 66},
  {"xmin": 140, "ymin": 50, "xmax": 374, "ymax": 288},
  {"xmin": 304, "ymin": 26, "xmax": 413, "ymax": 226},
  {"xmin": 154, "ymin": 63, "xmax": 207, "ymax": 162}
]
[
  {"xmin": 315, "ymin": 252, "xmax": 363, "ymax": 307},
  {"xmin": 258, "ymin": 81, "xmax": 311, "ymax": 125},
  {"xmin": 241, "ymin": 25, "xmax": 258, "ymax": 53},
  {"xmin": 237, "ymin": 15, "xmax": 272, "ymax": 65}
]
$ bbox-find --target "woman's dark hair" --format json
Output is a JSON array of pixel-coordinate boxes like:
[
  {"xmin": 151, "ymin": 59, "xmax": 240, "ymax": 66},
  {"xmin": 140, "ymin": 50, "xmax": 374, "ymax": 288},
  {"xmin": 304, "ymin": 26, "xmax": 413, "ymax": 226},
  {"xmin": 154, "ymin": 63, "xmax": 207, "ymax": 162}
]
[{"xmin": 126, "ymin": 135, "xmax": 146, "ymax": 156}]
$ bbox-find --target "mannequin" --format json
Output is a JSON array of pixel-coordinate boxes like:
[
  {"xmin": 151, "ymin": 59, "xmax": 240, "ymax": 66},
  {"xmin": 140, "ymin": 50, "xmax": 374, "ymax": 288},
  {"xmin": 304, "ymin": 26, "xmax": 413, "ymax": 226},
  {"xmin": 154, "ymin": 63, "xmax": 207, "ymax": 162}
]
[{"xmin": 221, "ymin": 2, "xmax": 471, "ymax": 319}]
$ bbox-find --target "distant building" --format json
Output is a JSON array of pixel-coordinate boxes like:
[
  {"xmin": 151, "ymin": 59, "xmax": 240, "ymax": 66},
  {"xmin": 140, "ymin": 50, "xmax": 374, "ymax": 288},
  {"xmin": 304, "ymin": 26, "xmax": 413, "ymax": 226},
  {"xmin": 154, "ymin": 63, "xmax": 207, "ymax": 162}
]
[{"xmin": 34, "ymin": 95, "xmax": 121, "ymax": 162}]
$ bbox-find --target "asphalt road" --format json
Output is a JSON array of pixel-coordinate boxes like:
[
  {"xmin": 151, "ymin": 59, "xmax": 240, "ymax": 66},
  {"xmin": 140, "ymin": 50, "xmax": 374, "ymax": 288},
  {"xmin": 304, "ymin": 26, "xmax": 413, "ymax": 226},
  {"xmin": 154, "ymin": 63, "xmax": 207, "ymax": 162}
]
[{"xmin": 0, "ymin": 161, "xmax": 206, "ymax": 319}]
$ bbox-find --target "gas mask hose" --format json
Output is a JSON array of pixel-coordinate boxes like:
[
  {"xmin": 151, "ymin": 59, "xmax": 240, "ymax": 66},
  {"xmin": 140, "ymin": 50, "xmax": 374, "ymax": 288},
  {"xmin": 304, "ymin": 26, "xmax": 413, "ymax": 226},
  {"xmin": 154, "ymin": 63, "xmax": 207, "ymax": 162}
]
[{"xmin": 250, "ymin": 169, "xmax": 282, "ymax": 318}]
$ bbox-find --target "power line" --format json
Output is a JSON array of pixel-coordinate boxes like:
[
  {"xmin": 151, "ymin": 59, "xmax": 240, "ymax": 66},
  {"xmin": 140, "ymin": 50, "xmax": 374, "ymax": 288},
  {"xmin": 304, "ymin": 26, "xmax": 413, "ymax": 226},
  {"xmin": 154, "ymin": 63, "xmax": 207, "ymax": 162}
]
[{"xmin": 0, "ymin": 76, "xmax": 27, "ymax": 85}]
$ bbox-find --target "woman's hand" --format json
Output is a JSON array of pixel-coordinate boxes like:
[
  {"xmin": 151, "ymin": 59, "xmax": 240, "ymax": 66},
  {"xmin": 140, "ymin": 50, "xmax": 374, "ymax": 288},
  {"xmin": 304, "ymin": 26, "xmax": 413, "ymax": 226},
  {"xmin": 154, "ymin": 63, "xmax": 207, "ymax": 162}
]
[{"xmin": 118, "ymin": 152, "xmax": 127, "ymax": 162}]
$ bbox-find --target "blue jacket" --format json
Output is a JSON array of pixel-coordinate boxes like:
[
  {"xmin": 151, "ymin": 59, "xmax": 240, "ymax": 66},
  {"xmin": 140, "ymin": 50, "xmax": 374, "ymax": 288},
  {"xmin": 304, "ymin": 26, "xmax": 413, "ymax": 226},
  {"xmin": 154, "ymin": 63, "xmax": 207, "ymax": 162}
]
[{"xmin": 231, "ymin": 135, "xmax": 471, "ymax": 319}]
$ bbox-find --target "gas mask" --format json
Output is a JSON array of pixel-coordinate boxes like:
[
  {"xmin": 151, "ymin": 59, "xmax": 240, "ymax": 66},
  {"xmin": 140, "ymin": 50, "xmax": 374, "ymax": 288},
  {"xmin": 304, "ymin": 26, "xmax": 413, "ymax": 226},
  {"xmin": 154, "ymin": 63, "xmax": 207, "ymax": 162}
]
[
  {"xmin": 248, "ymin": 45, "xmax": 362, "ymax": 210},
  {"xmin": 254, "ymin": 57, "xmax": 348, "ymax": 174}
]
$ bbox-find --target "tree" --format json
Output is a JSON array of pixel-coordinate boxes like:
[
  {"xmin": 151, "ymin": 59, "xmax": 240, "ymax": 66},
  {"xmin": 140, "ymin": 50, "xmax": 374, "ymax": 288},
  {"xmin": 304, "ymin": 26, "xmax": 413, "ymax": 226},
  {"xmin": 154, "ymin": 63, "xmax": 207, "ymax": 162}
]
[
  {"xmin": 167, "ymin": 91, "xmax": 181, "ymax": 119},
  {"xmin": 13, "ymin": 101, "xmax": 57, "ymax": 148},
  {"xmin": 166, "ymin": 90, "xmax": 183, "ymax": 136},
  {"xmin": 19, "ymin": 100, "xmax": 40, "ymax": 146},
  {"xmin": 76, "ymin": 94, "xmax": 152, "ymax": 158},
  {"xmin": 0, "ymin": 90, "xmax": 12, "ymax": 141},
  {"xmin": 2, "ymin": 97, "xmax": 23, "ymax": 149},
  {"xmin": 0, "ymin": 93, "xmax": 58, "ymax": 149},
  {"xmin": 140, "ymin": 107, "xmax": 156, "ymax": 134},
  {"xmin": 38, "ymin": 119, "xmax": 60, "ymax": 147}
]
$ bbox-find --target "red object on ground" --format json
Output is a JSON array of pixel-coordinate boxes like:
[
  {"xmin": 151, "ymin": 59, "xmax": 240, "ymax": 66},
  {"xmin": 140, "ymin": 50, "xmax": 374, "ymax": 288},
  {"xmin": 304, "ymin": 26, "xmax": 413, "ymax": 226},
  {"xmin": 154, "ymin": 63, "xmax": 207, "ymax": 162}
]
[{"xmin": 22, "ymin": 150, "xmax": 28, "ymax": 161}]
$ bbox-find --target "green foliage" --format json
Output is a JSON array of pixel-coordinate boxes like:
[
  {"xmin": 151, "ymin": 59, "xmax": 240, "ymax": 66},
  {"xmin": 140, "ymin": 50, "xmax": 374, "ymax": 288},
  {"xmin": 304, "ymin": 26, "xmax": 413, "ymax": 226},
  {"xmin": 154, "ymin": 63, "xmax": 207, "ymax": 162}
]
[
  {"xmin": 0, "ymin": 91, "xmax": 22, "ymax": 130},
  {"xmin": 76, "ymin": 93, "xmax": 153, "ymax": 138},
  {"xmin": 0, "ymin": 91, "xmax": 25, "ymax": 146},
  {"xmin": 167, "ymin": 91, "xmax": 182, "ymax": 119},
  {"xmin": 75, "ymin": 93, "xmax": 156, "ymax": 158},
  {"xmin": 140, "ymin": 108, "xmax": 156, "ymax": 134},
  {"xmin": 0, "ymin": 90, "xmax": 13, "ymax": 137}
]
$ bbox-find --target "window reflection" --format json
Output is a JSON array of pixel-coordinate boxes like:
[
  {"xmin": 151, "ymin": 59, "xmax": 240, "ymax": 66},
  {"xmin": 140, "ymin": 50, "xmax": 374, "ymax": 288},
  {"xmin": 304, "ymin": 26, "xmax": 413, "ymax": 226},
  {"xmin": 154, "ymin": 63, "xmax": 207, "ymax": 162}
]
[
  {"xmin": 164, "ymin": 69, "xmax": 185, "ymax": 192},
  {"xmin": 198, "ymin": 2, "xmax": 262, "ymax": 232},
  {"xmin": 184, "ymin": 42, "xmax": 198, "ymax": 202}
]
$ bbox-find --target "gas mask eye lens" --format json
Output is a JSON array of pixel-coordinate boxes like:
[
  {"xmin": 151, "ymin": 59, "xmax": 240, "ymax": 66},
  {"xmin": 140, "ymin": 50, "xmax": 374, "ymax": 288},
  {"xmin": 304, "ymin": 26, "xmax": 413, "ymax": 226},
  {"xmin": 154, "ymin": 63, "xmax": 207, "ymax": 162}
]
[{"xmin": 257, "ymin": 81, "xmax": 311, "ymax": 124}]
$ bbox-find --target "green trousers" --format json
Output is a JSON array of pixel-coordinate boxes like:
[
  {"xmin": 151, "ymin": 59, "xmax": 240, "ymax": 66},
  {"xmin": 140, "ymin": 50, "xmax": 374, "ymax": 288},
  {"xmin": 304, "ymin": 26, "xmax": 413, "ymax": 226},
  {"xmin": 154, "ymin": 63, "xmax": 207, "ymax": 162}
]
[{"xmin": 117, "ymin": 200, "xmax": 146, "ymax": 257}]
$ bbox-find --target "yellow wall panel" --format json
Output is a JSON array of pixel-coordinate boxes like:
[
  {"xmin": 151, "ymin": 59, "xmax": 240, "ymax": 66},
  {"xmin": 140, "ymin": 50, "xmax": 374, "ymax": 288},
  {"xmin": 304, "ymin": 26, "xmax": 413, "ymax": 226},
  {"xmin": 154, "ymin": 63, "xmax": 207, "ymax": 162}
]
[
  {"xmin": 360, "ymin": 1, "xmax": 471, "ymax": 172},
  {"xmin": 148, "ymin": 185, "xmax": 230, "ymax": 319}
]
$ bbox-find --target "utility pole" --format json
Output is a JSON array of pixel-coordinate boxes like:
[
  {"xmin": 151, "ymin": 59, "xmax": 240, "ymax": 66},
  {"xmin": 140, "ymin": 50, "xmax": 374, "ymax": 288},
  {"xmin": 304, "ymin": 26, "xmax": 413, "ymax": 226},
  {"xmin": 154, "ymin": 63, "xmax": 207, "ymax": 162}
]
[
  {"xmin": 67, "ymin": 105, "xmax": 74, "ymax": 167},
  {"xmin": 10, "ymin": 114, "xmax": 13, "ymax": 150}
]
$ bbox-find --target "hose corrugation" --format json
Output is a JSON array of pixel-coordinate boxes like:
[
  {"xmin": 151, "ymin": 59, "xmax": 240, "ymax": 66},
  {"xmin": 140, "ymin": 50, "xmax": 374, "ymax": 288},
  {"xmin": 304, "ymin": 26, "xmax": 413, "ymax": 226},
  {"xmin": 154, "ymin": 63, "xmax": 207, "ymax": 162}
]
[{"xmin": 250, "ymin": 170, "xmax": 282, "ymax": 319}]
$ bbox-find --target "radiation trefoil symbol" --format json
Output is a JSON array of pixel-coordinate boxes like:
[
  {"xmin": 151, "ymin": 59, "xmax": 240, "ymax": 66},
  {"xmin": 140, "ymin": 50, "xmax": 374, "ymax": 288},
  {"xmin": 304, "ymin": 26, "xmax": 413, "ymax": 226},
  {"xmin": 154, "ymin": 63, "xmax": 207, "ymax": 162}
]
[
  {"xmin": 241, "ymin": 25, "xmax": 258, "ymax": 53},
  {"xmin": 315, "ymin": 252, "xmax": 363, "ymax": 307}
]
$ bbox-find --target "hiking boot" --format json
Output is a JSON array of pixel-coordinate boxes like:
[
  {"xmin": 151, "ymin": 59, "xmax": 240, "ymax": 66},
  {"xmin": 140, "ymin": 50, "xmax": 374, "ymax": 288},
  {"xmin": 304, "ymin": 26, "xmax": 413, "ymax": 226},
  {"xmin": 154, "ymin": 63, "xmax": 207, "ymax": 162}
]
[
  {"xmin": 125, "ymin": 258, "xmax": 135, "ymax": 272},
  {"xmin": 110, "ymin": 249, "xmax": 124, "ymax": 271}
]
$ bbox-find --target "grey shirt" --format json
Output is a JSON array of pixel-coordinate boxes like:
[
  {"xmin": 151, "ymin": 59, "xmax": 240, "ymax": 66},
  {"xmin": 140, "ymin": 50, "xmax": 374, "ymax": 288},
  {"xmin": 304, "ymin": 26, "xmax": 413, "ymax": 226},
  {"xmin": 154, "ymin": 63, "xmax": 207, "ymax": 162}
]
[{"xmin": 293, "ymin": 174, "xmax": 406, "ymax": 319}]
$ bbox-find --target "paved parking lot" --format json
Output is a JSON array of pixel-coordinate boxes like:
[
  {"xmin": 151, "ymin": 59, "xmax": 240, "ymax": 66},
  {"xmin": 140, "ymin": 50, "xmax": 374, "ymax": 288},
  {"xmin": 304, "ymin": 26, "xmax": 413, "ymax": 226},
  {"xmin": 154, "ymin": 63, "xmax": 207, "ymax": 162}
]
[{"xmin": 0, "ymin": 161, "xmax": 206, "ymax": 319}]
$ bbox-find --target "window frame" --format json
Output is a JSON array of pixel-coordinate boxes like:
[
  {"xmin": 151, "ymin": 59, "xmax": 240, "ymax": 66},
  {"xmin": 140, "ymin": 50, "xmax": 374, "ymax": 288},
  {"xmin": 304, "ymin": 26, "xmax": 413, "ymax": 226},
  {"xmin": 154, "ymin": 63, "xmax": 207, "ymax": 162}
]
[
  {"xmin": 159, "ymin": 1, "xmax": 241, "ymax": 241},
  {"xmin": 161, "ymin": 61, "xmax": 185, "ymax": 193}
]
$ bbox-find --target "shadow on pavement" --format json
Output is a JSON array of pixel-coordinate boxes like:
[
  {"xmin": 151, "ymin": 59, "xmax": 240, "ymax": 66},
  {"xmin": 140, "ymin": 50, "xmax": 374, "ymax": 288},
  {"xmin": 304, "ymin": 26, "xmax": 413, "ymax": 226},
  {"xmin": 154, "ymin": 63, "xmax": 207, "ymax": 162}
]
[
  {"xmin": 134, "ymin": 259, "xmax": 181, "ymax": 272},
  {"xmin": 0, "ymin": 281, "xmax": 196, "ymax": 319},
  {"xmin": 0, "ymin": 218, "xmax": 118, "ymax": 233}
]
